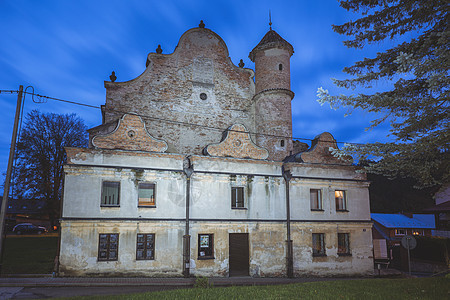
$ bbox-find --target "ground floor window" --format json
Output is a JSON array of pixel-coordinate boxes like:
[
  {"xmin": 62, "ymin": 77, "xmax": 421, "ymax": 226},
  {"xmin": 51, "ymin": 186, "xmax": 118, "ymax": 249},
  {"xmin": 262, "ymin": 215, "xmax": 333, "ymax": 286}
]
[
  {"xmin": 136, "ymin": 233, "xmax": 155, "ymax": 260},
  {"xmin": 198, "ymin": 234, "xmax": 214, "ymax": 259},
  {"xmin": 338, "ymin": 233, "xmax": 351, "ymax": 256},
  {"xmin": 312, "ymin": 233, "xmax": 326, "ymax": 256},
  {"xmin": 395, "ymin": 229, "xmax": 406, "ymax": 235},
  {"xmin": 98, "ymin": 233, "xmax": 119, "ymax": 261}
]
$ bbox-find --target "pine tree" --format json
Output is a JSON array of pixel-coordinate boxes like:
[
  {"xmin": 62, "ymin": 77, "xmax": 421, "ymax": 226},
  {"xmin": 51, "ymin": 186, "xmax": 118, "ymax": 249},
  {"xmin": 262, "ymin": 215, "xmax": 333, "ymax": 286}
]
[{"xmin": 318, "ymin": 0, "xmax": 449, "ymax": 187}]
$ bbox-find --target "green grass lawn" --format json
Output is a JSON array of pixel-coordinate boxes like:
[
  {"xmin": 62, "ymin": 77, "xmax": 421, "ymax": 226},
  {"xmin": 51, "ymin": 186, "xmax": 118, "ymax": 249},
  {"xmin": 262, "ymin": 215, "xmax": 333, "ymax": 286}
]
[
  {"xmin": 65, "ymin": 277, "xmax": 448, "ymax": 300},
  {"xmin": 2, "ymin": 236, "xmax": 58, "ymax": 274}
]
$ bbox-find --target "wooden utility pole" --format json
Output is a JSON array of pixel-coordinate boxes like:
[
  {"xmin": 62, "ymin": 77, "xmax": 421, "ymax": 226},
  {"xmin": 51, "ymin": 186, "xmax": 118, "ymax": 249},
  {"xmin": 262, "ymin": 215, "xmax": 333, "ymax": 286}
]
[{"xmin": 0, "ymin": 85, "xmax": 23, "ymax": 274}]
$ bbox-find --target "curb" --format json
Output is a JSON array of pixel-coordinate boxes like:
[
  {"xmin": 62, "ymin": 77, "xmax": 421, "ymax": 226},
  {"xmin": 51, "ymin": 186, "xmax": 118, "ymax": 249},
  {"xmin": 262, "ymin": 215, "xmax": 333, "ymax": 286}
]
[{"xmin": 0, "ymin": 277, "xmax": 360, "ymax": 288}]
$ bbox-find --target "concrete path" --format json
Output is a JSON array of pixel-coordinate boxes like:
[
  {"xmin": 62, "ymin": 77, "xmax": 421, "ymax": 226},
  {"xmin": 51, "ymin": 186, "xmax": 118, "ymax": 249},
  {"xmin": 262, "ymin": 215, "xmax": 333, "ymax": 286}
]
[{"xmin": 0, "ymin": 268, "xmax": 404, "ymax": 288}]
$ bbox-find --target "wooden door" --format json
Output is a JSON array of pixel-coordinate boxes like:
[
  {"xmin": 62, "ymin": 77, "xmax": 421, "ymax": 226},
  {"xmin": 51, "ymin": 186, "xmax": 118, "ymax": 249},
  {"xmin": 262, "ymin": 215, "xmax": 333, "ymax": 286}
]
[{"xmin": 229, "ymin": 233, "xmax": 249, "ymax": 276}]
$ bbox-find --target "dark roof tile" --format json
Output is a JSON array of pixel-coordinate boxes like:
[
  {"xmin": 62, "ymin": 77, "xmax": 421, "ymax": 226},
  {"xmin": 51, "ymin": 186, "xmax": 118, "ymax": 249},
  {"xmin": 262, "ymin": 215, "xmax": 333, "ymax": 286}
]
[{"xmin": 249, "ymin": 29, "xmax": 294, "ymax": 61}]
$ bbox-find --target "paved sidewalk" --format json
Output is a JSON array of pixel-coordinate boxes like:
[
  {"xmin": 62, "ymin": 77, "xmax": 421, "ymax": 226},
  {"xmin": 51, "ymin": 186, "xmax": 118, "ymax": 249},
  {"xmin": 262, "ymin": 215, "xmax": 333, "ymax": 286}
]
[{"xmin": 0, "ymin": 269, "xmax": 403, "ymax": 288}]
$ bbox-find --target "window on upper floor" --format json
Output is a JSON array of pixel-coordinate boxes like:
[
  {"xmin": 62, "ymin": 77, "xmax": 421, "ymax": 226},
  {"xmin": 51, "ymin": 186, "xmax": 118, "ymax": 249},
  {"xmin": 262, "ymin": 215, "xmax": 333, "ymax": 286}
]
[
  {"xmin": 338, "ymin": 233, "xmax": 351, "ymax": 256},
  {"xmin": 231, "ymin": 186, "xmax": 245, "ymax": 209},
  {"xmin": 98, "ymin": 233, "xmax": 119, "ymax": 261},
  {"xmin": 310, "ymin": 189, "xmax": 323, "ymax": 211},
  {"xmin": 138, "ymin": 182, "xmax": 156, "ymax": 207},
  {"xmin": 101, "ymin": 181, "xmax": 120, "ymax": 207},
  {"xmin": 412, "ymin": 229, "xmax": 423, "ymax": 236},
  {"xmin": 198, "ymin": 234, "xmax": 214, "ymax": 259},
  {"xmin": 335, "ymin": 190, "xmax": 347, "ymax": 211},
  {"xmin": 279, "ymin": 63, "xmax": 283, "ymax": 71},
  {"xmin": 312, "ymin": 233, "xmax": 326, "ymax": 257},
  {"xmin": 136, "ymin": 233, "xmax": 155, "ymax": 260}
]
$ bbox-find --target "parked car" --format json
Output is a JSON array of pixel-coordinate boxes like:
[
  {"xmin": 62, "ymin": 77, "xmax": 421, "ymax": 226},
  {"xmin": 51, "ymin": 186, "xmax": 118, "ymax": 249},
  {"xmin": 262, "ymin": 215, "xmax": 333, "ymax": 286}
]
[{"xmin": 12, "ymin": 223, "xmax": 47, "ymax": 235}]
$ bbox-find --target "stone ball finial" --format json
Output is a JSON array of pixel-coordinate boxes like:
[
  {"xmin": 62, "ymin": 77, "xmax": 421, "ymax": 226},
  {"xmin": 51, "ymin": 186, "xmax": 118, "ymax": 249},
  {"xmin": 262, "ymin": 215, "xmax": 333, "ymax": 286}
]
[
  {"xmin": 109, "ymin": 71, "xmax": 117, "ymax": 82},
  {"xmin": 199, "ymin": 20, "xmax": 205, "ymax": 28},
  {"xmin": 156, "ymin": 45, "xmax": 162, "ymax": 54},
  {"xmin": 238, "ymin": 59, "xmax": 245, "ymax": 68}
]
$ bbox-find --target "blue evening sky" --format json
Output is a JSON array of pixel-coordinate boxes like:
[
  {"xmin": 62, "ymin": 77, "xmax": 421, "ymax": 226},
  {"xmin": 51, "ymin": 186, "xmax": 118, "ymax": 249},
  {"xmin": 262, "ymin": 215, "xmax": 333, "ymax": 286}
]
[{"xmin": 0, "ymin": 0, "xmax": 394, "ymax": 189}]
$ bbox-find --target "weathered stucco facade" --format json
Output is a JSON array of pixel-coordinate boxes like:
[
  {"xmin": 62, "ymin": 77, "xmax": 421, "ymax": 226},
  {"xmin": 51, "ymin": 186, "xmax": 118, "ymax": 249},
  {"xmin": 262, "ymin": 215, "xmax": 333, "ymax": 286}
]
[{"xmin": 59, "ymin": 21, "xmax": 373, "ymax": 277}]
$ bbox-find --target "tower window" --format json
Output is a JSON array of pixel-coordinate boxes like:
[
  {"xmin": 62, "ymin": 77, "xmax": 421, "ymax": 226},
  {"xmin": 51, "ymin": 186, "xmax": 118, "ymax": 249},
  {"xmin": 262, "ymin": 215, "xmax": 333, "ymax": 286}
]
[
  {"xmin": 280, "ymin": 140, "xmax": 285, "ymax": 147},
  {"xmin": 279, "ymin": 64, "xmax": 283, "ymax": 71}
]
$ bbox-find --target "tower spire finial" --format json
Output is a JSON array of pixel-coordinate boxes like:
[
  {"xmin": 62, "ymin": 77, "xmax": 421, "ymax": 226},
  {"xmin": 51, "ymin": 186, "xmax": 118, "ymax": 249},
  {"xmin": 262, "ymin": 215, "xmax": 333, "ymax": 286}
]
[{"xmin": 269, "ymin": 10, "xmax": 272, "ymax": 30}]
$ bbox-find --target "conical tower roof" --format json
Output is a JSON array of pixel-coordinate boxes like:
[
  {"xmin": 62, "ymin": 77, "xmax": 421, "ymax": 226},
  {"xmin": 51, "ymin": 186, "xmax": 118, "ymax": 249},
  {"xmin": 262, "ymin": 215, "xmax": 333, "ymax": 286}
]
[{"xmin": 249, "ymin": 29, "xmax": 294, "ymax": 62}]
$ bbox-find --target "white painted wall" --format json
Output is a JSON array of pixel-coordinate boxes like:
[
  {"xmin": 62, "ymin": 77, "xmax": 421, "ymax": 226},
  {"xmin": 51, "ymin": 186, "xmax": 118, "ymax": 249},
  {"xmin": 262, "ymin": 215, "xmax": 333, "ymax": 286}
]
[{"xmin": 61, "ymin": 150, "xmax": 373, "ymax": 277}]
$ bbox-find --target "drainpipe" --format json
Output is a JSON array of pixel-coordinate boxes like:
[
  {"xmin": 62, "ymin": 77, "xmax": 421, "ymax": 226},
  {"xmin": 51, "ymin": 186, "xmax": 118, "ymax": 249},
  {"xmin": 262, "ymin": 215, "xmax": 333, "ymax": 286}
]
[
  {"xmin": 282, "ymin": 166, "xmax": 293, "ymax": 278},
  {"xmin": 183, "ymin": 157, "xmax": 194, "ymax": 278},
  {"xmin": 53, "ymin": 170, "xmax": 65, "ymax": 277}
]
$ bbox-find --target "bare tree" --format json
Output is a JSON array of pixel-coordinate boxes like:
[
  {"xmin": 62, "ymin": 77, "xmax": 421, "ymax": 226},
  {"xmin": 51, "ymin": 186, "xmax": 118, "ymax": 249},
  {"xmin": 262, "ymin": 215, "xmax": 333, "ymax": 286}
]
[{"xmin": 12, "ymin": 110, "xmax": 88, "ymax": 228}]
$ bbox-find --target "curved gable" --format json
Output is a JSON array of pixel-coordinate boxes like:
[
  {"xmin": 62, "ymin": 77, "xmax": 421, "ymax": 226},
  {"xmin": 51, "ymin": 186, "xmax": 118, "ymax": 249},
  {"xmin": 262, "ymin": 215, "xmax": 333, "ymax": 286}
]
[{"xmin": 102, "ymin": 24, "xmax": 255, "ymax": 158}]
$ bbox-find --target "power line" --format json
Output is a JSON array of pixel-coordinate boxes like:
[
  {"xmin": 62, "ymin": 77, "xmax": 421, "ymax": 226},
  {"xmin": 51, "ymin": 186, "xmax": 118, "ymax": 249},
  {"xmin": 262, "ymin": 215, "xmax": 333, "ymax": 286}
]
[{"xmin": 0, "ymin": 88, "xmax": 367, "ymax": 146}]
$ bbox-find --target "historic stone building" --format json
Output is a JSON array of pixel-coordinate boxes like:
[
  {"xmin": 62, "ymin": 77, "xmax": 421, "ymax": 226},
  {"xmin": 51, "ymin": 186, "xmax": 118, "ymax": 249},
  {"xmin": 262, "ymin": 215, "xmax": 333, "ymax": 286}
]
[{"xmin": 59, "ymin": 21, "xmax": 374, "ymax": 277}]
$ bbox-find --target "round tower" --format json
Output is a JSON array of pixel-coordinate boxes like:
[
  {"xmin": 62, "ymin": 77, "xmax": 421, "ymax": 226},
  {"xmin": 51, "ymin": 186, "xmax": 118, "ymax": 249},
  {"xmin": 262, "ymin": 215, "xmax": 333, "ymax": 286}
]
[{"xmin": 249, "ymin": 29, "xmax": 294, "ymax": 161}]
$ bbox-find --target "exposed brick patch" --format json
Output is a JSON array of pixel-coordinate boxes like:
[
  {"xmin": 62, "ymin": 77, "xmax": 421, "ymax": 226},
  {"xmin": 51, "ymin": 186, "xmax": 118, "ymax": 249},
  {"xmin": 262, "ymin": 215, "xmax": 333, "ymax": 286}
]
[
  {"xmin": 300, "ymin": 132, "xmax": 352, "ymax": 165},
  {"xmin": 92, "ymin": 114, "xmax": 168, "ymax": 152},
  {"xmin": 205, "ymin": 124, "xmax": 269, "ymax": 160}
]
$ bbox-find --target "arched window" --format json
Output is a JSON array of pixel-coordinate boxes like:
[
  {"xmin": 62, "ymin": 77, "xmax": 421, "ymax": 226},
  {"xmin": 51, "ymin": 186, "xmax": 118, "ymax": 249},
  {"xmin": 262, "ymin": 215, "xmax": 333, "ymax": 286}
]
[
  {"xmin": 279, "ymin": 64, "xmax": 283, "ymax": 71},
  {"xmin": 280, "ymin": 140, "xmax": 285, "ymax": 147}
]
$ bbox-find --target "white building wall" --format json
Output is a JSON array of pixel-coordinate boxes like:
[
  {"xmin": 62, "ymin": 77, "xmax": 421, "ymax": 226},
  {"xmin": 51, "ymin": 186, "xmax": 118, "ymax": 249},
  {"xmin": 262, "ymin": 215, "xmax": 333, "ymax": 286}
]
[{"xmin": 60, "ymin": 150, "xmax": 373, "ymax": 277}]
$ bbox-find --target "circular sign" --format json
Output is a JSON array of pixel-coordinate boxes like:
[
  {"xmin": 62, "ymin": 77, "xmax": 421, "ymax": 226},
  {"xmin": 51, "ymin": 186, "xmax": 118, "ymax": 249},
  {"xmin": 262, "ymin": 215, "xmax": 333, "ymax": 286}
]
[{"xmin": 401, "ymin": 235, "xmax": 417, "ymax": 250}]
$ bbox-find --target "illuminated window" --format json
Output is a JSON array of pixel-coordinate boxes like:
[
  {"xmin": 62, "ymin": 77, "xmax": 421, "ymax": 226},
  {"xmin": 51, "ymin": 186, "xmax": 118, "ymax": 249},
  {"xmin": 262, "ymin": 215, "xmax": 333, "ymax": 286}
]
[
  {"xmin": 395, "ymin": 229, "xmax": 406, "ymax": 235},
  {"xmin": 335, "ymin": 190, "xmax": 347, "ymax": 211},
  {"xmin": 198, "ymin": 234, "xmax": 214, "ymax": 259},
  {"xmin": 101, "ymin": 181, "xmax": 120, "ymax": 207},
  {"xmin": 412, "ymin": 229, "xmax": 423, "ymax": 236},
  {"xmin": 138, "ymin": 183, "xmax": 156, "ymax": 207},
  {"xmin": 136, "ymin": 234, "xmax": 155, "ymax": 260},
  {"xmin": 310, "ymin": 189, "xmax": 322, "ymax": 210},
  {"xmin": 98, "ymin": 233, "xmax": 119, "ymax": 261},
  {"xmin": 338, "ymin": 233, "xmax": 351, "ymax": 256},
  {"xmin": 312, "ymin": 233, "xmax": 326, "ymax": 256}
]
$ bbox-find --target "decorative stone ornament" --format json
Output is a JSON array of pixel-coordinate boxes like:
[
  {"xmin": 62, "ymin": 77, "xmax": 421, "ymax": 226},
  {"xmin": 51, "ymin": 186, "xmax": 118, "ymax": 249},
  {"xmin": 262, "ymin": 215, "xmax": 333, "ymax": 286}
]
[
  {"xmin": 92, "ymin": 113, "xmax": 168, "ymax": 152},
  {"xmin": 156, "ymin": 45, "xmax": 162, "ymax": 54},
  {"xmin": 199, "ymin": 20, "xmax": 205, "ymax": 28},
  {"xmin": 238, "ymin": 59, "xmax": 245, "ymax": 68},
  {"xmin": 204, "ymin": 124, "xmax": 269, "ymax": 160},
  {"xmin": 109, "ymin": 71, "xmax": 117, "ymax": 82}
]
